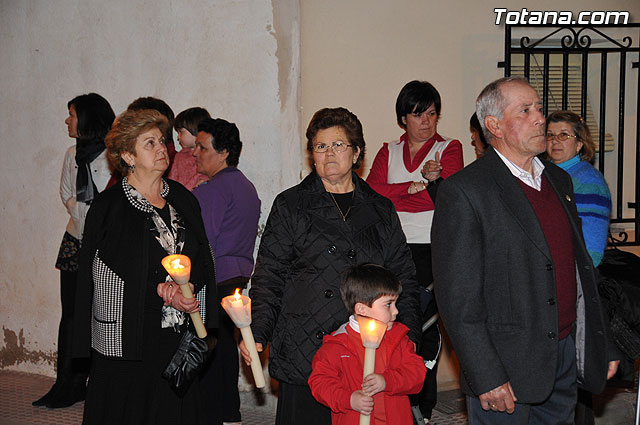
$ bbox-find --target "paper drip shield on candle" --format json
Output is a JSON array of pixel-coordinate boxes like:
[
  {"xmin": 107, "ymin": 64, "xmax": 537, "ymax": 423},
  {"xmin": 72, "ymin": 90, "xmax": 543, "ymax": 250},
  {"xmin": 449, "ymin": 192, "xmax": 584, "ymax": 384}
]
[
  {"xmin": 161, "ymin": 254, "xmax": 191, "ymax": 285},
  {"xmin": 356, "ymin": 316, "xmax": 387, "ymax": 349},
  {"xmin": 221, "ymin": 292, "xmax": 252, "ymax": 328}
]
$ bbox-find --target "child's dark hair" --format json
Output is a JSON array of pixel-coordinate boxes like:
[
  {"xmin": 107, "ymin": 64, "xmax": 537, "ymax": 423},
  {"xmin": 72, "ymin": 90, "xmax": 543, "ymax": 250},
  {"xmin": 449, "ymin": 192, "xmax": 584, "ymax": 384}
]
[
  {"xmin": 340, "ymin": 264, "xmax": 402, "ymax": 314},
  {"xmin": 174, "ymin": 107, "xmax": 211, "ymax": 136}
]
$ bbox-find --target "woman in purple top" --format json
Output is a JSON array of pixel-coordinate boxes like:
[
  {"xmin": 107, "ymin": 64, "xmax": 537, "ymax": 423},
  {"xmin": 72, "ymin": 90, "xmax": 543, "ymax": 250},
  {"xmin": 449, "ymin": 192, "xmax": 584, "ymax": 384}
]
[{"xmin": 192, "ymin": 118, "xmax": 261, "ymax": 425}]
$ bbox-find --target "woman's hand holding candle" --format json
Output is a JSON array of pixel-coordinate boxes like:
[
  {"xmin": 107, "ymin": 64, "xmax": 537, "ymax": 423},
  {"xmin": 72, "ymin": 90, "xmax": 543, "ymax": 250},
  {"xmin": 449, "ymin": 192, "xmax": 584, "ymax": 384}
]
[
  {"xmin": 239, "ymin": 340, "xmax": 263, "ymax": 366},
  {"xmin": 156, "ymin": 282, "xmax": 200, "ymax": 313},
  {"xmin": 221, "ymin": 289, "xmax": 266, "ymax": 388}
]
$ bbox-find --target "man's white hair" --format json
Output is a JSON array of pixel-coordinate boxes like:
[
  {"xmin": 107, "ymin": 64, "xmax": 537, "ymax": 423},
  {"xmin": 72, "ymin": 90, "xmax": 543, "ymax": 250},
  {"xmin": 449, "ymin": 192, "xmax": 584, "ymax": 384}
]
[{"xmin": 476, "ymin": 76, "xmax": 532, "ymax": 143}]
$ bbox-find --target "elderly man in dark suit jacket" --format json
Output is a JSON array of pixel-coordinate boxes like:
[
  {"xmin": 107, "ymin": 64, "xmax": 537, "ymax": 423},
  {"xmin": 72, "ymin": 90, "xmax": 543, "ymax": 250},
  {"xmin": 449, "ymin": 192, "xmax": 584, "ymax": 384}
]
[{"xmin": 432, "ymin": 76, "xmax": 619, "ymax": 424}]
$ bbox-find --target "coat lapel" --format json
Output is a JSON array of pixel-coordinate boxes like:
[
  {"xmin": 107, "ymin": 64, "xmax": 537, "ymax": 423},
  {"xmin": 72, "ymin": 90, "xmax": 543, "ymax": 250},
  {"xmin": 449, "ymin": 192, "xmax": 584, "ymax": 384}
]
[{"xmin": 485, "ymin": 148, "xmax": 552, "ymax": 261}]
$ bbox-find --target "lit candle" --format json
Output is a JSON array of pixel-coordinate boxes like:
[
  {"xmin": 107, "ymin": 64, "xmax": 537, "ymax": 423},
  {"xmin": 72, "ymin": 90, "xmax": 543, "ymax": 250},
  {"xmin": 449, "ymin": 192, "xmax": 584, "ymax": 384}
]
[
  {"xmin": 356, "ymin": 316, "xmax": 387, "ymax": 425},
  {"xmin": 229, "ymin": 289, "xmax": 244, "ymax": 312},
  {"xmin": 162, "ymin": 254, "xmax": 191, "ymax": 284},
  {"xmin": 221, "ymin": 289, "xmax": 266, "ymax": 388},
  {"xmin": 161, "ymin": 254, "xmax": 207, "ymax": 338}
]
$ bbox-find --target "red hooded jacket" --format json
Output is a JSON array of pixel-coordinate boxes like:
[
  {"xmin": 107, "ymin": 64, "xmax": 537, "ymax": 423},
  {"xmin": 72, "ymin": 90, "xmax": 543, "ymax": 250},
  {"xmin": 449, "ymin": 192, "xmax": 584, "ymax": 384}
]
[{"xmin": 309, "ymin": 320, "xmax": 426, "ymax": 425}]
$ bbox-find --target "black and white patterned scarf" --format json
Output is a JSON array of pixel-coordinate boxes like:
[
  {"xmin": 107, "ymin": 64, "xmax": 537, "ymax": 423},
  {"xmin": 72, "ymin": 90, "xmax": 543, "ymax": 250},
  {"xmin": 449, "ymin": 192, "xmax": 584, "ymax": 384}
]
[{"xmin": 122, "ymin": 177, "xmax": 186, "ymax": 331}]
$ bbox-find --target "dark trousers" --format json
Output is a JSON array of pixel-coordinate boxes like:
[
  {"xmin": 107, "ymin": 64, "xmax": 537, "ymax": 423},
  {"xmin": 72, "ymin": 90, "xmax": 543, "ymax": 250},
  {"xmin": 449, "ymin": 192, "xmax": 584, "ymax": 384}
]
[
  {"xmin": 275, "ymin": 381, "xmax": 331, "ymax": 425},
  {"xmin": 466, "ymin": 334, "xmax": 577, "ymax": 424},
  {"xmin": 409, "ymin": 243, "xmax": 439, "ymax": 419},
  {"xmin": 58, "ymin": 270, "xmax": 89, "ymax": 385},
  {"xmin": 200, "ymin": 283, "xmax": 244, "ymax": 423},
  {"xmin": 574, "ymin": 389, "xmax": 595, "ymax": 425}
]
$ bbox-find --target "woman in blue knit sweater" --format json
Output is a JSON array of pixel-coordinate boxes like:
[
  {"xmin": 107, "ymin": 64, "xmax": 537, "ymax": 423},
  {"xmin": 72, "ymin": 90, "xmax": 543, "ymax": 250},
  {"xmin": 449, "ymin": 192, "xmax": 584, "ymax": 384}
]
[
  {"xmin": 546, "ymin": 111, "xmax": 611, "ymax": 267},
  {"xmin": 546, "ymin": 110, "xmax": 612, "ymax": 425}
]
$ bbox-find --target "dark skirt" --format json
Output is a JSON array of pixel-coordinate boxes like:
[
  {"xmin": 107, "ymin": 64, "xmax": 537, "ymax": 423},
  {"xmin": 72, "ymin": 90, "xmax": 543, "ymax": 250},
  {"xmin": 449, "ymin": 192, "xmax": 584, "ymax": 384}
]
[
  {"xmin": 82, "ymin": 207, "xmax": 208, "ymax": 425},
  {"xmin": 82, "ymin": 325, "xmax": 205, "ymax": 425}
]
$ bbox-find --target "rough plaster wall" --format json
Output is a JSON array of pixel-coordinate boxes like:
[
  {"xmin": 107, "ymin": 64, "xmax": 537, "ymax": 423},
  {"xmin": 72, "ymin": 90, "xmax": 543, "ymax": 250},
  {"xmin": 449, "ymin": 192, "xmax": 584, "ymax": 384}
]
[
  {"xmin": 301, "ymin": 0, "xmax": 640, "ymax": 388},
  {"xmin": 0, "ymin": 0, "xmax": 300, "ymax": 376}
]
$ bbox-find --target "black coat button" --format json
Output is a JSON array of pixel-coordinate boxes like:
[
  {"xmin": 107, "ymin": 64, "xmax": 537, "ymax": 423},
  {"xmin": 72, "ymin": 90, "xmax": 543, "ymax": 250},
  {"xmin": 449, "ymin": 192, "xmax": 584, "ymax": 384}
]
[
  {"xmin": 324, "ymin": 289, "xmax": 334, "ymax": 298},
  {"xmin": 347, "ymin": 249, "xmax": 356, "ymax": 259},
  {"xmin": 315, "ymin": 330, "xmax": 325, "ymax": 339},
  {"xmin": 327, "ymin": 245, "xmax": 337, "ymax": 254},
  {"xmin": 547, "ymin": 332, "xmax": 556, "ymax": 339},
  {"xmin": 547, "ymin": 298, "xmax": 556, "ymax": 305},
  {"xmin": 546, "ymin": 264, "xmax": 553, "ymax": 271}
]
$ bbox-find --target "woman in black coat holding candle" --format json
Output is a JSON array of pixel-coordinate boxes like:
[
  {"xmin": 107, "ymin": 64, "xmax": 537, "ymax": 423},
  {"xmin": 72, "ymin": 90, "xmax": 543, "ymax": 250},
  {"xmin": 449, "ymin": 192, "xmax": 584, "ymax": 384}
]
[
  {"xmin": 239, "ymin": 107, "xmax": 420, "ymax": 425},
  {"xmin": 73, "ymin": 108, "xmax": 218, "ymax": 425}
]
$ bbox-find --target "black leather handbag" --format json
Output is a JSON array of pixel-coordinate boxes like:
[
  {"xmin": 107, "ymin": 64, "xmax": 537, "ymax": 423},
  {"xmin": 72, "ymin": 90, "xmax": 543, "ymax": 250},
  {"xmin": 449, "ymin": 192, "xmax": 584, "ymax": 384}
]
[{"xmin": 162, "ymin": 329, "xmax": 216, "ymax": 397}]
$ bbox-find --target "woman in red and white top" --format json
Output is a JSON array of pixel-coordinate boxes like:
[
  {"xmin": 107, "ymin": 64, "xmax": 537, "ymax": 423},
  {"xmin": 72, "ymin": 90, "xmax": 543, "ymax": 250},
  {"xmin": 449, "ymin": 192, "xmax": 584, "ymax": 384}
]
[{"xmin": 366, "ymin": 80, "xmax": 463, "ymax": 422}]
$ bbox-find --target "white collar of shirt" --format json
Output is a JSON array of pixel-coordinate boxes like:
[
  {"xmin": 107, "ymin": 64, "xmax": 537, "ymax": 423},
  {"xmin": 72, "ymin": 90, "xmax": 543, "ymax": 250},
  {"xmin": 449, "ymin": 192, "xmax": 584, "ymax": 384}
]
[{"xmin": 494, "ymin": 148, "xmax": 545, "ymax": 191}]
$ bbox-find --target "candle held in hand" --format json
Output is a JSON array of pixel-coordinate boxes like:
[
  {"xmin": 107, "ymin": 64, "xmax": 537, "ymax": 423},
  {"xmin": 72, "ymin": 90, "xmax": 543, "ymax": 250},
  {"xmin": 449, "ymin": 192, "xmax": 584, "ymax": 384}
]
[
  {"xmin": 161, "ymin": 254, "xmax": 191, "ymax": 285},
  {"xmin": 160, "ymin": 254, "xmax": 206, "ymax": 338},
  {"xmin": 221, "ymin": 289, "xmax": 265, "ymax": 388},
  {"xmin": 222, "ymin": 288, "xmax": 252, "ymax": 328},
  {"xmin": 358, "ymin": 317, "xmax": 386, "ymax": 349},
  {"xmin": 356, "ymin": 316, "xmax": 387, "ymax": 425}
]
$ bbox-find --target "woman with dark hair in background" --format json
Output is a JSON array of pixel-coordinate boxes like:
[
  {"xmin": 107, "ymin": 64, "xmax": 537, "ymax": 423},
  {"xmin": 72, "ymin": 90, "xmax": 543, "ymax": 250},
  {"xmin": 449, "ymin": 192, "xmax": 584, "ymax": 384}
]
[
  {"xmin": 240, "ymin": 107, "xmax": 420, "ymax": 425},
  {"xmin": 33, "ymin": 93, "xmax": 115, "ymax": 409},
  {"xmin": 469, "ymin": 112, "xmax": 489, "ymax": 159},
  {"xmin": 367, "ymin": 80, "xmax": 463, "ymax": 423},
  {"xmin": 193, "ymin": 118, "xmax": 261, "ymax": 425}
]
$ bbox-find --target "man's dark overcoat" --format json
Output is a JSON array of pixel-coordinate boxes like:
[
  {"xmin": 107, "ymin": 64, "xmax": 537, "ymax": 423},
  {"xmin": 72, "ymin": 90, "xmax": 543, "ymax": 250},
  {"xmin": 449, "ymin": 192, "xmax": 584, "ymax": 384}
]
[{"xmin": 432, "ymin": 147, "xmax": 615, "ymax": 403}]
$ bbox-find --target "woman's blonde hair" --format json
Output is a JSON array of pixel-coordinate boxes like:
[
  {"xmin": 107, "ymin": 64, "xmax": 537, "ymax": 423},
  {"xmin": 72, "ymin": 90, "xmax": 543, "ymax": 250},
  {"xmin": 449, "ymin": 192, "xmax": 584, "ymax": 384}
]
[{"xmin": 105, "ymin": 109, "xmax": 169, "ymax": 175}]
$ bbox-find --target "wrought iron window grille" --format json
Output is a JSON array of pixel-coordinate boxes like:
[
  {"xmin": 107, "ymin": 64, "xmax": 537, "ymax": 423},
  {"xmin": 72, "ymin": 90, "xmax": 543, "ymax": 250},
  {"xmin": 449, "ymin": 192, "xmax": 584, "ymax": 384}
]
[{"xmin": 499, "ymin": 24, "xmax": 640, "ymax": 247}]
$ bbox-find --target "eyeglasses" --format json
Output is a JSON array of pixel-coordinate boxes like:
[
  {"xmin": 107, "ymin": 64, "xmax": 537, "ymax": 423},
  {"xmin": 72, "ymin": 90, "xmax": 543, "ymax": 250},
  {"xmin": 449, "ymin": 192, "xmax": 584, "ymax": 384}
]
[
  {"xmin": 546, "ymin": 132, "xmax": 578, "ymax": 142},
  {"xmin": 312, "ymin": 141, "xmax": 353, "ymax": 153}
]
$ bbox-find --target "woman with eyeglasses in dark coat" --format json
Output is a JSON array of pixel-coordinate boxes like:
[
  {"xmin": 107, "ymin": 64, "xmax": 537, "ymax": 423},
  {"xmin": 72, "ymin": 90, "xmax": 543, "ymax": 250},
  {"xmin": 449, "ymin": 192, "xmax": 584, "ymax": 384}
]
[{"xmin": 239, "ymin": 107, "xmax": 420, "ymax": 425}]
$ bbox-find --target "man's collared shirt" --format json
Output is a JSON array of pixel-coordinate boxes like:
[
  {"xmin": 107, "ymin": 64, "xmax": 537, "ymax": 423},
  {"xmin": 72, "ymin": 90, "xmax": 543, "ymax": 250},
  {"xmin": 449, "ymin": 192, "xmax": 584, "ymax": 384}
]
[{"xmin": 494, "ymin": 148, "xmax": 545, "ymax": 191}]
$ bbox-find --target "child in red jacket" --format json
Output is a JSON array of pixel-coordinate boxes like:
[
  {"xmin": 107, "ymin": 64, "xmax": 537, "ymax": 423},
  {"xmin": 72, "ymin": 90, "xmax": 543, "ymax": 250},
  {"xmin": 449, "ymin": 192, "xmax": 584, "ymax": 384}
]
[{"xmin": 309, "ymin": 264, "xmax": 426, "ymax": 425}]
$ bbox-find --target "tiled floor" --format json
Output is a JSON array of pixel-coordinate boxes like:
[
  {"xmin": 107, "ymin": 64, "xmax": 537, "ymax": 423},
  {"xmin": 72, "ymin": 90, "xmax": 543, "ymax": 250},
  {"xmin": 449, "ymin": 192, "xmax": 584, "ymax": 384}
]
[
  {"xmin": 0, "ymin": 370, "xmax": 466, "ymax": 425},
  {"xmin": 1, "ymin": 371, "xmax": 85, "ymax": 425},
  {"xmin": 0, "ymin": 371, "xmax": 277, "ymax": 425},
  {"xmin": 1, "ymin": 369, "xmax": 635, "ymax": 424}
]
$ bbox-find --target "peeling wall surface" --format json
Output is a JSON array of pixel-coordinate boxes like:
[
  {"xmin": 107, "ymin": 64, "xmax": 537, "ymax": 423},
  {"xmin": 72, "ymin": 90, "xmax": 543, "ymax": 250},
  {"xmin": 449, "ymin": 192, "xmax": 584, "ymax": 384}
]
[{"xmin": 0, "ymin": 0, "xmax": 300, "ymax": 376}]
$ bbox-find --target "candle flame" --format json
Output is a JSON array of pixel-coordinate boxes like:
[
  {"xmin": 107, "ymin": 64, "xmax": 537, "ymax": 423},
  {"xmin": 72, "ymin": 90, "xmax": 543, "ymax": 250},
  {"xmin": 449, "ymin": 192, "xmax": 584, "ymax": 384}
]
[
  {"xmin": 367, "ymin": 319, "xmax": 376, "ymax": 332},
  {"xmin": 234, "ymin": 288, "xmax": 241, "ymax": 300},
  {"xmin": 171, "ymin": 259, "xmax": 184, "ymax": 270}
]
